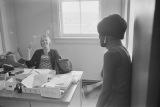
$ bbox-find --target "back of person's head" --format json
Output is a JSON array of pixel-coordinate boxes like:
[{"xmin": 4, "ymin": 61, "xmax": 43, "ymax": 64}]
[{"xmin": 97, "ymin": 14, "xmax": 127, "ymax": 40}]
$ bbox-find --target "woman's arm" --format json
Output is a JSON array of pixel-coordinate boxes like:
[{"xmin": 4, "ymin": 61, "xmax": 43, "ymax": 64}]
[
  {"xmin": 52, "ymin": 49, "xmax": 62, "ymax": 73},
  {"xmin": 25, "ymin": 50, "xmax": 39, "ymax": 68},
  {"xmin": 96, "ymin": 51, "xmax": 120, "ymax": 107},
  {"xmin": 17, "ymin": 46, "xmax": 32, "ymax": 65},
  {"xmin": 54, "ymin": 49, "xmax": 61, "ymax": 60}
]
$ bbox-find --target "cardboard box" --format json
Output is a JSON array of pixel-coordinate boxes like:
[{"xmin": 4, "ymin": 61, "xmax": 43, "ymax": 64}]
[
  {"xmin": 5, "ymin": 78, "xmax": 17, "ymax": 91},
  {"xmin": 22, "ymin": 87, "xmax": 40, "ymax": 94},
  {"xmin": 5, "ymin": 81, "xmax": 17, "ymax": 91},
  {"xmin": 40, "ymin": 87, "xmax": 62, "ymax": 98},
  {"xmin": 0, "ymin": 80, "xmax": 5, "ymax": 90}
]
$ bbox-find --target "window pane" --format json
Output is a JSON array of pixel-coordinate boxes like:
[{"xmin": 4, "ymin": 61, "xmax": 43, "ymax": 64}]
[
  {"xmin": 61, "ymin": 0, "xmax": 99, "ymax": 36},
  {"xmin": 81, "ymin": 1, "xmax": 99, "ymax": 34},
  {"xmin": 62, "ymin": 1, "xmax": 80, "ymax": 34}
]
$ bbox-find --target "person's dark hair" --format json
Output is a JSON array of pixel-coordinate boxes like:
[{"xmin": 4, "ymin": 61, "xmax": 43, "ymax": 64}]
[{"xmin": 97, "ymin": 14, "xmax": 127, "ymax": 39}]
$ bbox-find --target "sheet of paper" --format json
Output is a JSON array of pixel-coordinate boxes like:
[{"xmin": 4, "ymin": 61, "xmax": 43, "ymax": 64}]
[
  {"xmin": 20, "ymin": 69, "xmax": 57, "ymax": 88},
  {"xmin": 21, "ymin": 73, "xmax": 35, "ymax": 88},
  {"xmin": 0, "ymin": 68, "xmax": 3, "ymax": 72},
  {"xmin": 13, "ymin": 69, "xmax": 32, "ymax": 80},
  {"xmin": 13, "ymin": 73, "xmax": 31, "ymax": 81},
  {"xmin": 23, "ymin": 68, "xmax": 33, "ymax": 74},
  {"xmin": 7, "ymin": 78, "xmax": 14, "ymax": 82},
  {"xmin": 33, "ymin": 74, "xmax": 49, "ymax": 87},
  {"xmin": 42, "ymin": 73, "xmax": 73, "ymax": 89}
]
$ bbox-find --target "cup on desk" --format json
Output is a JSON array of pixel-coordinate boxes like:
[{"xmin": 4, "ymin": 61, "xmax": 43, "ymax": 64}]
[
  {"xmin": 0, "ymin": 80, "xmax": 5, "ymax": 90},
  {"xmin": 0, "ymin": 72, "xmax": 9, "ymax": 81}
]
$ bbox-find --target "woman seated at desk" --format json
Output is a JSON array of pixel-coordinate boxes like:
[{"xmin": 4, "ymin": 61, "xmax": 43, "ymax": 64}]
[{"xmin": 19, "ymin": 34, "xmax": 61, "ymax": 73}]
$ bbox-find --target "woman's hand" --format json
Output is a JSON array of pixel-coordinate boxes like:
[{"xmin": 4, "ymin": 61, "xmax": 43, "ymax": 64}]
[
  {"xmin": 27, "ymin": 42, "xmax": 32, "ymax": 52},
  {"xmin": 27, "ymin": 42, "xmax": 33, "ymax": 60}
]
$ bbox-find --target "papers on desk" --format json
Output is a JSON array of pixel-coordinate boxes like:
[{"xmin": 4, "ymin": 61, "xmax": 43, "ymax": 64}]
[
  {"xmin": 42, "ymin": 73, "xmax": 73, "ymax": 90},
  {"xmin": 2, "ymin": 68, "xmax": 82, "ymax": 99},
  {"xmin": 40, "ymin": 73, "xmax": 73, "ymax": 98},
  {"xmin": 0, "ymin": 68, "xmax": 3, "ymax": 72},
  {"xmin": 5, "ymin": 78, "xmax": 17, "ymax": 91},
  {"xmin": 11, "ymin": 68, "xmax": 32, "ymax": 81},
  {"xmin": 13, "ymin": 68, "xmax": 55, "ymax": 82},
  {"xmin": 20, "ymin": 69, "xmax": 75, "ymax": 98},
  {"xmin": 21, "ymin": 69, "xmax": 56, "ymax": 88},
  {"xmin": 21, "ymin": 73, "xmax": 35, "ymax": 88},
  {"xmin": 21, "ymin": 71, "xmax": 73, "ymax": 89}
]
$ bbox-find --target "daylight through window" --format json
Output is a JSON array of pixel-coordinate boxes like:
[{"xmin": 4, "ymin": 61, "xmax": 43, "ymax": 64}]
[{"xmin": 60, "ymin": 0, "xmax": 100, "ymax": 37}]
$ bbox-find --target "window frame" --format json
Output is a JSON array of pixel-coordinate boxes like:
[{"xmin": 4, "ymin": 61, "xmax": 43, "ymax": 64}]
[{"xmin": 52, "ymin": 0, "xmax": 130, "ymax": 48}]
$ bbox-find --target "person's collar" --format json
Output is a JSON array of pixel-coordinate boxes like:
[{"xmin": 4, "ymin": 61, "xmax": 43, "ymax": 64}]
[
  {"xmin": 42, "ymin": 48, "xmax": 51, "ymax": 55},
  {"xmin": 107, "ymin": 40, "xmax": 122, "ymax": 50}
]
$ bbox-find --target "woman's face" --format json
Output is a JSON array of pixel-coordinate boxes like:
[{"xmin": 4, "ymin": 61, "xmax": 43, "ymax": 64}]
[
  {"xmin": 41, "ymin": 37, "xmax": 50, "ymax": 49},
  {"xmin": 99, "ymin": 35, "xmax": 107, "ymax": 47}
]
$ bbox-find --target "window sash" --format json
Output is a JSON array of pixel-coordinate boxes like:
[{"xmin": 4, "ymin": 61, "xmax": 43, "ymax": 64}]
[{"xmin": 59, "ymin": 0, "xmax": 100, "ymax": 37}]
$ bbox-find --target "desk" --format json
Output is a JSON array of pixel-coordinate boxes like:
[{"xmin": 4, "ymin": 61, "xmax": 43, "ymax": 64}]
[{"xmin": 0, "ymin": 71, "xmax": 83, "ymax": 107}]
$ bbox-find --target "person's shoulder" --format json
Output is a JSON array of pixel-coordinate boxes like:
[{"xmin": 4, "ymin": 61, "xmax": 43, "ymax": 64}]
[
  {"xmin": 50, "ymin": 49, "xmax": 60, "ymax": 55},
  {"xmin": 50, "ymin": 49, "xmax": 56, "ymax": 51},
  {"xmin": 105, "ymin": 49, "xmax": 119, "ymax": 57},
  {"xmin": 109, "ymin": 46, "xmax": 121, "ymax": 52},
  {"xmin": 35, "ymin": 49, "xmax": 43, "ymax": 52},
  {"xmin": 104, "ymin": 49, "xmax": 121, "ymax": 61},
  {"xmin": 50, "ymin": 49, "xmax": 58, "ymax": 52},
  {"xmin": 106, "ymin": 46, "xmax": 127, "ymax": 57},
  {"xmin": 33, "ymin": 49, "xmax": 43, "ymax": 55}
]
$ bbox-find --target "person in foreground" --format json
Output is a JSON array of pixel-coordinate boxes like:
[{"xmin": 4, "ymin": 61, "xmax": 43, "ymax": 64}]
[
  {"xmin": 96, "ymin": 14, "xmax": 132, "ymax": 107},
  {"xmin": 19, "ymin": 34, "xmax": 61, "ymax": 73}
]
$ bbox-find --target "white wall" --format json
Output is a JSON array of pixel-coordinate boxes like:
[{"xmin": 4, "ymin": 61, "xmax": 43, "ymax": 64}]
[
  {"xmin": 0, "ymin": 0, "xmax": 18, "ymax": 52},
  {"xmin": 12, "ymin": 0, "xmax": 122, "ymax": 80},
  {"xmin": 0, "ymin": 8, "xmax": 4, "ymax": 54},
  {"xmin": 0, "ymin": 32, "xmax": 3, "ymax": 54},
  {"xmin": 101, "ymin": 0, "xmax": 122, "ymax": 18}
]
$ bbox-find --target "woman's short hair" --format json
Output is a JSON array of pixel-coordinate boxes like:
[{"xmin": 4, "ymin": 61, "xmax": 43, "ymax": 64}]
[
  {"xmin": 97, "ymin": 14, "xmax": 127, "ymax": 39},
  {"xmin": 40, "ymin": 34, "xmax": 51, "ymax": 46}
]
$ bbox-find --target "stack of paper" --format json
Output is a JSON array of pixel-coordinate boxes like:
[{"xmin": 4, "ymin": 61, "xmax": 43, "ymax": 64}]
[
  {"xmin": 40, "ymin": 73, "xmax": 73, "ymax": 98},
  {"xmin": 21, "ymin": 73, "xmax": 36, "ymax": 88},
  {"xmin": 42, "ymin": 73, "xmax": 73, "ymax": 90}
]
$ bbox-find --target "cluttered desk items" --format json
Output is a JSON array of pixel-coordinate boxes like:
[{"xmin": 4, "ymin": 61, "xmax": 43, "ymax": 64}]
[{"xmin": 0, "ymin": 68, "xmax": 81, "ymax": 99}]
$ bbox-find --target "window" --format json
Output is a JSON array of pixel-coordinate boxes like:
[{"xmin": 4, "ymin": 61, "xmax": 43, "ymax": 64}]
[{"xmin": 59, "ymin": 0, "xmax": 100, "ymax": 38}]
